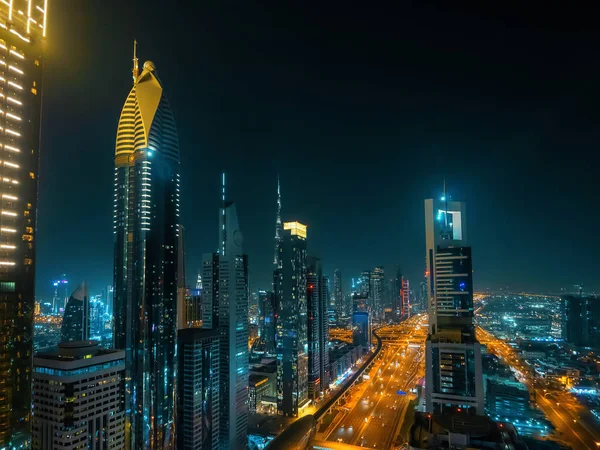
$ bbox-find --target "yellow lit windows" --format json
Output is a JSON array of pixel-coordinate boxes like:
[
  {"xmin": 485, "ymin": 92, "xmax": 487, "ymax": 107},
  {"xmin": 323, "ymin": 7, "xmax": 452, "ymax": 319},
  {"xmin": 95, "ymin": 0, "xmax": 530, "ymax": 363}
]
[
  {"xmin": 22, "ymin": 234, "xmax": 32, "ymax": 242},
  {"xmin": 30, "ymin": 87, "xmax": 36, "ymax": 95},
  {"xmin": 29, "ymin": 172, "xmax": 34, "ymax": 179},
  {"xmin": 25, "ymin": 227, "xmax": 33, "ymax": 234},
  {"xmin": 24, "ymin": 258, "xmax": 32, "ymax": 265}
]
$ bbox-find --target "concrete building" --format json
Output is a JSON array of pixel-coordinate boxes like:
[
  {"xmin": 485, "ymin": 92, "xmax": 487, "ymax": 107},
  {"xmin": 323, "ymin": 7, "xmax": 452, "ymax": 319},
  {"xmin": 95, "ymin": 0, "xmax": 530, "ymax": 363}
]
[
  {"xmin": 424, "ymin": 194, "xmax": 484, "ymax": 415},
  {"xmin": 32, "ymin": 341, "xmax": 125, "ymax": 450}
]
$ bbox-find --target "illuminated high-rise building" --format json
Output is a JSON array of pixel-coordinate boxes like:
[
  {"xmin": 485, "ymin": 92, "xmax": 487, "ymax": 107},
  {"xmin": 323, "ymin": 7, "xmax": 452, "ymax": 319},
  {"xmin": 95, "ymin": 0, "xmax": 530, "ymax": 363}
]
[
  {"xmin": 333, "ymin": 269, "xmax": 344, "ymax": 321},
  {"xmin": 424, "ymin": 192, "xmax": 484, "ymax": 415},
  {"xmin": 306, "ymin": 257, "xmax": 329, "ymax": 399},
  {"xmin": 51, "ymin": 276, "xmax": 69, "ymax": 314},
  {"xmin": 370, "ymin": 266, "xmax": 384, "ymax": 319},
  {"xmin": 401, "ymin": 277, "xmax": 410, "ymax": 318},
  {"xmin": 273, "ymin": 175, "xmax": 283, "ymax": 267},
  {"xmin": 0, "ymin": 2, "xmax": 46, "ymax": 446},
  {"xmin": 112, "ymin": 45, "xmax": 180, "ymax": 449},
  {"xmin": 275, "ymin": 221, "xmax": 308, "ymax": 417},
  {"xmin": 319, "ymin": 274, "xmax": 330, "ymax": 392},
  {"xmin": 201, "ymin": 175, "xmax": 249, "ymax": 449}
]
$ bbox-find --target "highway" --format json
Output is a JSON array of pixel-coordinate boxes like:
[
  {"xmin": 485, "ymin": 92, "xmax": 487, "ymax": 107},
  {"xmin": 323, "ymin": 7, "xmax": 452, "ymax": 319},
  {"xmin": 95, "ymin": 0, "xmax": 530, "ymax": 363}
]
[
  {"xmin": 477, "ymin": 327, "xmax": 600, "ymax": 449},
  {"xmin": 320, "ymin": 314, "xmax": 427, "ymax": 449}
]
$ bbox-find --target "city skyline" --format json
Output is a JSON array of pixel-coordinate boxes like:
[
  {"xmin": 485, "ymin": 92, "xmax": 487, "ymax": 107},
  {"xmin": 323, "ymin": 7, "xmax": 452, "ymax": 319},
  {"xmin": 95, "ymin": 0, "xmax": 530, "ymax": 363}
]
[{"xmin": 35, "ymin": 3, "xmax": 600, "ymax": 297}]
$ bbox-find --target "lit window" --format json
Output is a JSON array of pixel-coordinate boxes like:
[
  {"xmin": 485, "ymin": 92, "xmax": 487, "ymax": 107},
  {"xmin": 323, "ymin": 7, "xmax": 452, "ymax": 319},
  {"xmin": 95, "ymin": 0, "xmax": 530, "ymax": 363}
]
[
  {"xmin": 25, "ymin": 227, "xmax": 33, "ymax": 233},
  {"xmin": 24, "ymin": 258, "xmax": 32, "ymax": 265},
  {"xmin": 22, "ymin": 234, "xmax": 33, "ymax": 242},
  {"xmin": 29, "ymin": 172, "xmax": 34, "ymax": 179}
]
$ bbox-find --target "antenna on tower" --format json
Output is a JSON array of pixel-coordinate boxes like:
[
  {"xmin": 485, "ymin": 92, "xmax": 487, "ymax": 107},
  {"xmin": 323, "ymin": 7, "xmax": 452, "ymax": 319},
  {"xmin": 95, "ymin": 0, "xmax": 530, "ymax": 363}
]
[{"xmin": 132, "ymin": 40, "xmax": 139, "ymax": 83}]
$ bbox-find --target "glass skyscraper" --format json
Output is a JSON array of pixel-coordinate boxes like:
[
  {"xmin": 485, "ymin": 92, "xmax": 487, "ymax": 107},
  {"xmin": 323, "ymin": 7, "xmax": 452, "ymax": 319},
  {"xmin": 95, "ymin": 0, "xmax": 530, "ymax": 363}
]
[
  {"xmin": 0, "ymin": 1, "xmax": 46, "ymax": 446},
  {"xmin": 275, "ymin": 221, "xmax": 309, "ymax": 417},
  {"xmin": 113, "ymin": 51, "xmax": 180, "ymax": 449},
  {"xmin": 61, "ymin": 283, "xmax": 89, "ymax": 343}
]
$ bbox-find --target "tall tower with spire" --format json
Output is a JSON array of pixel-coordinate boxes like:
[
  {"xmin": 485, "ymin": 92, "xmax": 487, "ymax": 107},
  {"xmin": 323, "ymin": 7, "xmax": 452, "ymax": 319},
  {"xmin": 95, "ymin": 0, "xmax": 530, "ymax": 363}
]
[
  {"xmin": 273, "ymin": 175, "xmax": 283, "ymax": 267},
  {"xmin": 113, "ymin": 44, "xmax": 180, "ymax": 449},
  {"xmin": 202, "ymin": 174, "xmax": 249, "ymax": 449}
]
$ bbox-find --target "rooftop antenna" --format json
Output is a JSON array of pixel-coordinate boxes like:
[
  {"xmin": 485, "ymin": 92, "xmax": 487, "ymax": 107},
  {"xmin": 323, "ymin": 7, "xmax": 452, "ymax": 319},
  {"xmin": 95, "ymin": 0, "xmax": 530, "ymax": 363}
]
[{"xmin": 132, "ymin": 40, "xmax": 139, "ymax": 83}]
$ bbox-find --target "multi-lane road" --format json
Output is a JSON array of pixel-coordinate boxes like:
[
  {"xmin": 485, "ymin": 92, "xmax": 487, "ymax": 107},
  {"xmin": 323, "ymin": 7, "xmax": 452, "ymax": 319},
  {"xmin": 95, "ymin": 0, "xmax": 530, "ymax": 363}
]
[
  {"xmin": 319, "ymin": 315, "xmax": 427, "ymax": 449},
  {"xmin": 477, "ymin": 327, "xmax": 600, "ymax": 449}
]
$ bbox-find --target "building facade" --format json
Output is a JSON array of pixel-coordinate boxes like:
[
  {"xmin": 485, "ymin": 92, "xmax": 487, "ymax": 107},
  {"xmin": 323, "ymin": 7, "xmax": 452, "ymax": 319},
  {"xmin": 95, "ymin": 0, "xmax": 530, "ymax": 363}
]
[
  {"xmin": 562, "ymin": 295, "xmax": 600, "ymax": 348},
  {"xmin": 370, "ymin": 266, "xmax": 384, "ymax": 320},
  {"xmin": 401, "ymin": 277, "xmax": 410, "ymax": 319},
  {"xmin": 259, "ymin": 290, "xmax": 276, "ymax": 357},
  {"xmin": 424, "ymin": 196, "xmax": 484, "ymax": 415},
  {"xmin": 0, "ymin": 2, "xmax": 46, "ymax": 445},
  {"xmin": 275, "ymin": 222, "xmax": 309, "ymax": 417},
  {"xmin": 177, "ymin": 328, "xmax": 220, "ymax": 450},
  {"xmin": 333, "ymin": 269, "xmax": 344, "ymax": 321},
  {"xmin": 201, "ymin": 176, "xmax": 249, "ymax": 449},
  {"xmin": 112, "ymin": 55, "xmax": 180, "ymax": 448},
  {"xmin": 61, "ymin": 283, "xmax": 89, "ymax": 343},
  {"xmin": 32, "ymin": 341, "xmax": 125, "ymax": 450}
]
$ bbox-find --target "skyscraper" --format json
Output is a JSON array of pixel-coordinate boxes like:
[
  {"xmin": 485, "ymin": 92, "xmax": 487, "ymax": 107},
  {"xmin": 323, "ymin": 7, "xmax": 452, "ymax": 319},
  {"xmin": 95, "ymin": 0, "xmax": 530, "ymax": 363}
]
[
  {"xmin": 113, "ymin": 48, "xmax": 180, "ymax": 449},
  {"xmin": 275, "ymin": 221, "xmax": 308, "ymax": 417},
  {"xmin": 0, "ymin": 2, "xmax": 46, "ymax": 446},
  {"xmin": 562, "ymin": 295, "xmax": 600, "ymax": 348},
  {"xmin": 424, "ymin": 194, "xmax": 484, "ymax": 415},
  {"xmin": 51, "ymin": 277, "xmax": 69, "ymax": 314},
  {"xmin": 32, "ymin": 341, "xmax": 126, "ymax": 450},
  {"xmin": 258, "ymin": 289, "xmax": 276, "ymax": 357},
  {"xmin": 333, "ymin": 269, "xmax": 344, "ymax": 321},
  {"xmin": 319, "ymin": 274, "xmax": 330, "ymax": 392},
  {"xmin": 370, "ymin": 266, "xmax": 384, "ymax": 320},
  {"xmin": 391, "ymin": 265, "xmax": 402, "ymax": 319},
  {"xmin": 61, "ymin": 283, "xmax": 89, "ymax": 342},
  {"xmin": 401, "ymin": 277, "xmax": 410, "ymax": 319},
  {"xmin": 273, "ymin": 175, "xmax": 283, "ymax": 267},
  {"xmin": 177, "ymin": 328, "xmax": 220, "ymax": 450},
  {"xmin": 201, "ymin": 175, "xmax": 249, "ymax": 449},
  {"xmin": 359, "ymin": 270, "xmax": 371, "ymax": 297}
]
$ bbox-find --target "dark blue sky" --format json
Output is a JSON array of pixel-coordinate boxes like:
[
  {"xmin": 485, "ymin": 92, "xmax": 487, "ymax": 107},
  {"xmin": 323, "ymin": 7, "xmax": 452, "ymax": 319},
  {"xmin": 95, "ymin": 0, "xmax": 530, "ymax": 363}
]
[{"xmin": 36, "ymin": 1, "xmax": 600, "ymax": 299}]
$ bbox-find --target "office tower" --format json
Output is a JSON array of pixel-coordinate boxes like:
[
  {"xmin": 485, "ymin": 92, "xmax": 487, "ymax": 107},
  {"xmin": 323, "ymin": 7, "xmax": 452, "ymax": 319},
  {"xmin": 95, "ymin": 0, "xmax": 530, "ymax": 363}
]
[
  {"xmin": 273, "ymin": 175, "xmax": 282, "ymax": 267},
  {"xmin": 177, "ymin": 328, "xmax": 220, "ymax": 450},
  {"xmin": 307, "ymin": 257, "xmax": 329, "ymax": 400},
  {"xmin": 333, "ymin": 269, "xmax": 343, "ymax": 321},
  {"xmin": 177, "ymin": 225, "xmax": 187, "ymax": 329},
  {"xmin": 259, "ymin": 290, "xmax": 276, "ymax": 356},
  {"xmin": 390, "ymin": 265, "xmax": 401, "ymax": 318},
  {"xmin": 370, "ymin": 266, "xmax": 384, "ymax": 319},
  {"xmin": 61, "ymin": 283, "xmax": 90, "ymax": 342},
  {"xmin": 106, "ymin": 285, "xmax": 114, "ymax": 316},
  {"xmin": 424, "ymin": 194, "xmax": 484, "ymax": 415},
  {"xmin": 201, "ymin": 175, "xmax": 249, "ymax": 448},
  {"xmin": 359, "ymin": 270, "xmax": 371, "ymax": 297},
  {"xmin": 562, "ymin": 295, "xmax": 600, "ymax": 348},
  {"xmin": 320, "ymin": 275, "xmax": 330, "ymax": 392},
  {"xmin": 51, "ymin": 277, "xmax": 69, "ymax": 314},
  {"xmin": 113, "ymin": 49, "xmax": 179, "ymax": 449},
  {"xmin": 401, "ymin": 276, "xmax": 410, "ymax": 318},
  {"xmin": 32, "ymin": 341, "xmax": 125, "ymax": 450},
  {"xmin": 0, "ymin": 2, "xmax": 46, "ymax": 446},
  {"xmin": 419, "ymin": 277, "xmax": 428, "ymax": 312},
  {"xmin": 352, "ymin": 312, "xmax": 370, "ymax": 348},
  {"xmin": 275, "ymin": 221, "xmax": 308, "ymax": 417}
]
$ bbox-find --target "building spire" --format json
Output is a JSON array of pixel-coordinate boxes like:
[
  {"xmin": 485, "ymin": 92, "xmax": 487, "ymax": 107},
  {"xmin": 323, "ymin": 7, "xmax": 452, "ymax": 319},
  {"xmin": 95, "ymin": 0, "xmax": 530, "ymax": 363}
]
[
  {"xmin": 132, "ymin": 40, "xmax": 139, "ymax": 83},
  {"xmin": 220, "ymin": 172, "xmax": 226, "ymax": 255},
  {"xmin": 273, "ymin": 174, "xmax": 283, "ymax": 266}
]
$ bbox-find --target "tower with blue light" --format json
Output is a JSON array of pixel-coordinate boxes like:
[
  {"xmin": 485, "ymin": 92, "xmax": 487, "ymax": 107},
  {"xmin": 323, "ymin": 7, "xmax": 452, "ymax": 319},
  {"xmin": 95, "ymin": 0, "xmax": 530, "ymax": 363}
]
[
  {"xmin": 112, "ymin": 44, "xmax": 180, "ymax": 449},
  {"xmin": 424, "ymin": 190, "xmax": 484, "ymax": 415}
]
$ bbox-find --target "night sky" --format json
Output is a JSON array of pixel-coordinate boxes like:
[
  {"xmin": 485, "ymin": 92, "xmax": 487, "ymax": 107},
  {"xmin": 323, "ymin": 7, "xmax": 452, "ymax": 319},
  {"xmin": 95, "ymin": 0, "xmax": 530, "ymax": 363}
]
[{"xmin": 36, "ymin": 2, "xmax": 600, "ymax": 299}]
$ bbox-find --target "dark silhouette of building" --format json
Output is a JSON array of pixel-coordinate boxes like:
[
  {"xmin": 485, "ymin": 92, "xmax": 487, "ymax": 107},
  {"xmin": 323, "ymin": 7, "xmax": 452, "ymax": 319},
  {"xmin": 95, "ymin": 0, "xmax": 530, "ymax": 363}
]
[
  {"xmin": 177, "ymin": 328, "xmax": 220, "ymax": 450},
  {"xmin": 61, "ymin": 283, "xmax": 89, "ymax": 342},
  {"xmin": 563, "ymin": 295, "xmax": 600, "ymax": 348}
]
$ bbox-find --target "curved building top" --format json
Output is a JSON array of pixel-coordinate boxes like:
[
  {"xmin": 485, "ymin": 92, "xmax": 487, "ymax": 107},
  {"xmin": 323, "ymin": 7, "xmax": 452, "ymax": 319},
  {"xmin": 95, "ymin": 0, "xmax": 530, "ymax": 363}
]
[{"xmin": 115, "ymin": 59, "xmax": 179, "ymax": 165}]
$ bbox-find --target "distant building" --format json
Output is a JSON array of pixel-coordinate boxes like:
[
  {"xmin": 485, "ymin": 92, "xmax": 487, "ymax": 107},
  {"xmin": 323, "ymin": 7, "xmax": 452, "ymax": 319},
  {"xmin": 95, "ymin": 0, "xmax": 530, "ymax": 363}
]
[
  {"xmin": 352, "ymin": 311, "xmax": 370, "ymax": 348},
  {"xmin": 401, "ymin": 277, "xmax": 411, "ymax": 318},
  {"xmin": 177, "ymin": 328, "xmax": 220, "ymax": 450},
  {"xmin": 329, "ymin": 342, "xmax": 361, "ymax": 381},
  {"xmin": 258, "ymin": 290, "xmax": 277, "ymax": 356},
  {"xmin": 360, "ymin": 270, "xmax": 371, "ymax": 297},
  {"xmin": 562, "ymin": 295, "xmax": 600, "ymax": 348},
  {"xmin": 61, "ymin": 283, "xmax": 90, "ymax": 342},
  {"xmin": 32, "ymin": 341, "xmax": 125, "ymax": 450},
  {"xmin": 486, "ymin": 378, "xmax": 529, "ymax": 421},
  {"xmin": 390, "ymin": 266, "xmax": 402, "ymax": 318},
  {"xmin": 370, "ymin": 266, "xmax": 385, "ymax": 320},
  {"xmin": 333, "ymin": 269, "xmax": 344, "ymax": 321},
  {"xmin": 275, "ymin": 221, "xmax": 309, "ymax": 417}
]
